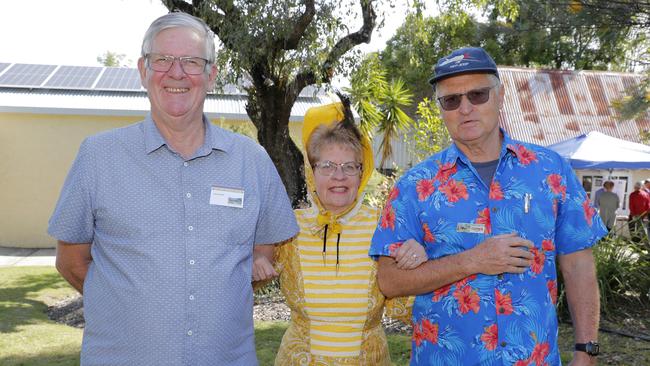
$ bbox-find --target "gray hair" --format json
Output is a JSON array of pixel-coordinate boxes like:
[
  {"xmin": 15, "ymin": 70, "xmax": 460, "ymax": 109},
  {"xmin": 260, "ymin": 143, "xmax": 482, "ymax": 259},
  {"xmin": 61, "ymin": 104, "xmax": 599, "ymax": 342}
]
[
  {"xmin": 635, "ymin": 181, "xmax": 643, "ymax": 189},
  {"xmin": 307, "ymin": 123, "xmax": 363, "ymax": 167},
  {"xmin": 434, "ymin": 73, "xmax": 501, "ymax": 97},
  {"xmin": 141, "ymin": 12, "xmax": 216, "ymax": 64}
]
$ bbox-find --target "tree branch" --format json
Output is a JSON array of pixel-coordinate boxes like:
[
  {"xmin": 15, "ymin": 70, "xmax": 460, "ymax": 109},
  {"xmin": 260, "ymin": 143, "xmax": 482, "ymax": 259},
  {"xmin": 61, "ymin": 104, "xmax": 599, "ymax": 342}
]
[
  {"xmin": 289, "ymin": 0, "xmax": 377, "ymax": 95},
  {"xmin": 273, "ymin": 0, "xmax": 316, "ymax": 50}
]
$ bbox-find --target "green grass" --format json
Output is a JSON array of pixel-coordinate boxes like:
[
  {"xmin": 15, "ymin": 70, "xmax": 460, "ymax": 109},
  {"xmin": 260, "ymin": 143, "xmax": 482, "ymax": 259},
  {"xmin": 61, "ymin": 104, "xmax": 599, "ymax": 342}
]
[
  {"xmin": 0, "ymin": 266, "xmax": 82, "ymax": 366},
  {"xmin": 3, "ymin": 267, "xmax": 649, "ymax": 366}
]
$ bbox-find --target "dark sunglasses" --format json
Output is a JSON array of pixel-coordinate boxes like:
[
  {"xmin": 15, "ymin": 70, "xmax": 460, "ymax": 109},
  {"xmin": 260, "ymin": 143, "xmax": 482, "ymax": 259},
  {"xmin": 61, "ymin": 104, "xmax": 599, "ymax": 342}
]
[{"xmin": 436, "ymin": 85, "xmax": 497, "ymax": 111}]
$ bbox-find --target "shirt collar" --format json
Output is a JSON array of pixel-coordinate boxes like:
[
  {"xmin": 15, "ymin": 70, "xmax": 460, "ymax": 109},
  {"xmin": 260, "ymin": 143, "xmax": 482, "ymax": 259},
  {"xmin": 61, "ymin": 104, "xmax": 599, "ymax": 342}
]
[
  {"xmin": 440, "ymin": 128, "xmax": 517, "ymax": 169},
  {"xmin": 143, "ymin": 114, "xmax": 232, "ymax": 156}
]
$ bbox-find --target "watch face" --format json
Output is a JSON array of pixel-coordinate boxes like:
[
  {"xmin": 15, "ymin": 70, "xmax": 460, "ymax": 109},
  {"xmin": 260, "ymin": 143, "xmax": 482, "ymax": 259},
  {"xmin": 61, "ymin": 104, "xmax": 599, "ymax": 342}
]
[{"xmin": 586, "ymin": 342, "xmax": 600, "ymax": 356}]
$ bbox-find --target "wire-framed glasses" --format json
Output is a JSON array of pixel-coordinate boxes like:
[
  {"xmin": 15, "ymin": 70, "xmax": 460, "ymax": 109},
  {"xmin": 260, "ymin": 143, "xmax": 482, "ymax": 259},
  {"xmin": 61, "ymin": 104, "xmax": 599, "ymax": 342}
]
[
  {"xmin": 313, "ymin": 161, "xmax": 362, "ymax": 176},
  {"xmin": 145, "ymin": 53, "xmax": 208, "ymax": 75}
]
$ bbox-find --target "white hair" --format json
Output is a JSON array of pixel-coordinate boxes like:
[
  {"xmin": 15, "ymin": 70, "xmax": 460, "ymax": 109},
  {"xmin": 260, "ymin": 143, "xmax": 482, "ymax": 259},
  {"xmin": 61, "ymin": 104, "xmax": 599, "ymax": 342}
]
[{"xmin": 141, "ymin": 12, "xmax": 216, "ymax": 64}]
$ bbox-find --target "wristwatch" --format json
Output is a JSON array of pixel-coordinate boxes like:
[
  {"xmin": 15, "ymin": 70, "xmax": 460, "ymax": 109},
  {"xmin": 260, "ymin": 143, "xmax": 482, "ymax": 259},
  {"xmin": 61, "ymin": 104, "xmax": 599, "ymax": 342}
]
[{"xmin": 575, "ymin": 341, "xmax": 600, "ymax": 356}]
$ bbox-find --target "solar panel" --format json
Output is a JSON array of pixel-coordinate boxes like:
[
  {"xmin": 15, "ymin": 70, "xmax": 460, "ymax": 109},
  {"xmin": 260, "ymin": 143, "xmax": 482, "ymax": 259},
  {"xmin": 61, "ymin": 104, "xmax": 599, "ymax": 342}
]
[
  {"xmin": 95, "ymin": 67, "xmax": 143, "ymax": 91},
  {"xmin": 0, "ymin": 63, "xmax": 57, "ymax": 87},
  {"xmin": 44, "ymin": 66, "xmax": 103, "ymax": 89},
  {"xmin": 0, "ymin": 63, "xmax": 10, "ymax": 75}
]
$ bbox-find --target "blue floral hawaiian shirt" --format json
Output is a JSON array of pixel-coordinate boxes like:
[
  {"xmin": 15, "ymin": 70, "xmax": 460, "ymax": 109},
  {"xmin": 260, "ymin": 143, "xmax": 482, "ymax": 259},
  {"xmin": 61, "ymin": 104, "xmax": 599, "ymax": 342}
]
[{"xmin": 370, "ymin": 131, "xmax": 607, "ymax": 366}]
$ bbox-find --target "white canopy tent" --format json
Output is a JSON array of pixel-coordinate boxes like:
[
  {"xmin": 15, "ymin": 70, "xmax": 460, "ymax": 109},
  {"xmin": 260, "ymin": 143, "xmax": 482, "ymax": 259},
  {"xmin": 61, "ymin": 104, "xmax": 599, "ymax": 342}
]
[{"xmin": 548, "ymin": 131, "xmax": 650, "ymax": 170}]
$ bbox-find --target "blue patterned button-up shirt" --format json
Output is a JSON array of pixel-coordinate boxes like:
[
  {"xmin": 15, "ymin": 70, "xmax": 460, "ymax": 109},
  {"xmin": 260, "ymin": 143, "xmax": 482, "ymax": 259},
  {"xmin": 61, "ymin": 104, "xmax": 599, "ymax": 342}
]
[
  {"xmin": 370, "ymin": 131, "xmax": 606, "ymax": 365},
  {"xmin": 48, "ymin": 115, "xmax": 299, "ymax": 365}
]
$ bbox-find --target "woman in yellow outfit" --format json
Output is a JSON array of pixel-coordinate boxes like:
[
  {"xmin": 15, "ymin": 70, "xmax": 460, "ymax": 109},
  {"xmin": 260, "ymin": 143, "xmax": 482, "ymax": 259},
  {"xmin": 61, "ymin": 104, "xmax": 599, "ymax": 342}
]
[{"xmin": 254, "ymin": 99, "xmax": 426, "ymax": 365}]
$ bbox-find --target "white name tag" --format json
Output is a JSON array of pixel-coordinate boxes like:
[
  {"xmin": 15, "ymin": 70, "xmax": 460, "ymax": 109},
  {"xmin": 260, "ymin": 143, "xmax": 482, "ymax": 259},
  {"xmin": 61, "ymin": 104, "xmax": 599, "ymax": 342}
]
[
  {"xmin": 456, "ymin": 223, "xmax": 486, "ymax": 234},
  {"xmin": 210, "ymin": 186, "xmax": 244, "ymax": 208}
]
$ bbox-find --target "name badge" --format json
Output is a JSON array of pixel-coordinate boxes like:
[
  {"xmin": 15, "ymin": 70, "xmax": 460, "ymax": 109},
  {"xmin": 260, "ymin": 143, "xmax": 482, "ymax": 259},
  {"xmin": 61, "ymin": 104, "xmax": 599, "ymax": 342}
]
[
  {"xmin": 456, "ymin": 223, "xmax": 486, "ymax": 234},
  {"xmin": 210, "ymin": 186, "xmax": 244, "ymax": 208}
]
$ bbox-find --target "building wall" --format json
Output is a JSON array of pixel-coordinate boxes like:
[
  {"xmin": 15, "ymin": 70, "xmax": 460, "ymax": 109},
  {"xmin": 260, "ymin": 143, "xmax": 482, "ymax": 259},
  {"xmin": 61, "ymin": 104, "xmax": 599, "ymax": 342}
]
[{"xmin": 0, "ymin": 112, "xmax": 302, "ymax": 248}]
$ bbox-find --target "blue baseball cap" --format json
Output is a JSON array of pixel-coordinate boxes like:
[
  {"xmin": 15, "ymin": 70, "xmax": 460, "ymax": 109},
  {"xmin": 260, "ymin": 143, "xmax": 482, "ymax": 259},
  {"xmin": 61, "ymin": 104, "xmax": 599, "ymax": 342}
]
[{"xmin": 428, "ymin": 47, "xmax": 499, "ymax": 85}]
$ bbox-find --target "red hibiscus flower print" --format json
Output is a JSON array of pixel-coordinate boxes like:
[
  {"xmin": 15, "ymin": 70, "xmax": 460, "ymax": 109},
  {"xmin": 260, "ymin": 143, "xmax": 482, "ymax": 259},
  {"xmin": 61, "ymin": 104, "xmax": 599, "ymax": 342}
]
[
  {"xmin": 387, "ymin": 186, "xmax": 400, "ymax": 203},
  {"xmin": 489, "ymin": 181, "xmax": 504, "ymax": 200},
  {"xmin": 423, "ymin": 223, "xmax": 435, "ymax": 243},
  {"xmin": 453, "ymin": 285, "xmax": 481, "ymax": 314},
  {"xmin": 434, "ymin": 162, "xmax": 457, "ymax": 183},
  {"xmin": 495, "ymin": 289, "xmax": 513, "ymax": 315},
  {"xmin": 547, "ymin": 280, "xmax": 558, "ymax": 305},
  {"xmin": 480, "ymin": 323, "xmax": 498, "ymax": 351},
  {"xmin": 416, "ymin": 178, "xmax": 435, "ymax": 201},
  {"xmin": 541, "ymin": 239, "xmax": 555, "ymax": 252},
  {"xmin": 432, "ymin": 283, "xmax": 451, "ymax": 302},
  {"xmin": 530, "ymin": 247, "xmax": 545, "ymax": 274},
  {"xmin": 421, "ymin": 319, "xmax": 439, "ymax": 344},
  {"xmin": 476, "ymin": 208, "xmax": 491, "ymax": 234},
  {"xmin": 512, "ymin": 144, "xmax": 538, "ymax": 165},
  {"xmin": 412, "ymin": 322, "xmax": 425, "ymax": 347},
  {"xmin": 514, "ymin": 360, "xmax": 530, "ymax": 366},
  {"xmin": 388, "ymin": 242, "xmax": 403, "ymax": 257},
  {"xmin": 439, "ymin": 179, "xmax": 469, "ymax": 203},
  {"xmin": 380, "ymin": 204, "xmax": 396, "ymax": 230},
  {"xmin": 547, "ymin": 174, "xmax": 566, "ymax": 200},
  {"xmin": 456, "ymin": 274, "xmax": 477, "ymax": 288},
  {"xmin": 582, "ymin": 199, "xmax": 595, "ymax": 226},
  {"xmin": 530, "ymin": 342, "xmax": 550, "ymax": 365}
]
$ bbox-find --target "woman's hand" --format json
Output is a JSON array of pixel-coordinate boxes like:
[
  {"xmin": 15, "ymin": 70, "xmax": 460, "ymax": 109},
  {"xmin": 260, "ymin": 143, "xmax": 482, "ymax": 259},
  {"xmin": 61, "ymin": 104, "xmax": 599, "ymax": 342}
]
[{"xmin": 393, "ymin": 239, "xmax": 427, "ymax": 270}]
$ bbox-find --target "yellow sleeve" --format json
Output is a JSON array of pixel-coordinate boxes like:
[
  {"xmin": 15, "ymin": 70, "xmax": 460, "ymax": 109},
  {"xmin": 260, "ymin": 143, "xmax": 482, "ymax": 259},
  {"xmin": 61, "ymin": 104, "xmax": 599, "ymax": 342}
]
[{"xmin": 383, "ymin": 296, "xmax": 414, "ymax": 324}]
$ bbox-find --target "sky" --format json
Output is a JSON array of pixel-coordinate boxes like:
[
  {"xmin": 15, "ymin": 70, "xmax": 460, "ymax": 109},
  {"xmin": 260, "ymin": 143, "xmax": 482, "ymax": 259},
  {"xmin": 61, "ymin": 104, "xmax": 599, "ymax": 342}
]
[{"xmin": 0, "ymin": 0, "xmax": 430, "ymax": 69}]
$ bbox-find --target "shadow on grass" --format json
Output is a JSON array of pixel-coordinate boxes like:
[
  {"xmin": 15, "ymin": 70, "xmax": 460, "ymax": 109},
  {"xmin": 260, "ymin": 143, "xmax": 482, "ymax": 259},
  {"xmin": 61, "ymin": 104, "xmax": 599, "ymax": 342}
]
[
  {"xmin": 0, "ymin": 271, "xmax": 70, "ymax": 333},
  {"xmin": 0, "ymin": 351, "xmax": 80, "ymax": 366}
]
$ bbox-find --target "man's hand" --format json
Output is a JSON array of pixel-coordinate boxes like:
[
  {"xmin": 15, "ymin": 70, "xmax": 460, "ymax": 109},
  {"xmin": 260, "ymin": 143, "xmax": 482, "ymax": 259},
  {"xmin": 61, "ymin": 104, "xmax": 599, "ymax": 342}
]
[
  {"xmin": 394, "ymin": 239, "xmax": 427, "ymax": 270},
  {"xmin": 55, "ymin": 241, "xmax": 92, "ymax": 294},
  {"xmin": 468, "ymin": 233, "xmax": 534, "ymax": 275},
  {"xmin": 568, "ymin": 351, "xmax": 597, "ymax": 366},
  {"xmin": 252, "ymin": 255, "xmax": 278, "ymax": 282},
  {"xmin": 252, "ymin": 245, "xmax": 278, "ymax": 282}
]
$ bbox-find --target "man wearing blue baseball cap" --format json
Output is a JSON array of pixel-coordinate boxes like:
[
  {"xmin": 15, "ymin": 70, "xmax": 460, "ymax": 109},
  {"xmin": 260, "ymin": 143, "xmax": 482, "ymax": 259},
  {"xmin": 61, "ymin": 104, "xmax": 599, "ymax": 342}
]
[{"xmin": 370, "ymin": 47, "xmax": 606, "ymax": 365}]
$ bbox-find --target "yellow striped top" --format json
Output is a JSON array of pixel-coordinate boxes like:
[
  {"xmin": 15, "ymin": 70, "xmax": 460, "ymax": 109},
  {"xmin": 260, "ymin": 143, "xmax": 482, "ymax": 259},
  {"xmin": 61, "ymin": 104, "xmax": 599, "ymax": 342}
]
[{"xmin": 273, "ymin": 202, "xmax": 412, "ymax": 365}]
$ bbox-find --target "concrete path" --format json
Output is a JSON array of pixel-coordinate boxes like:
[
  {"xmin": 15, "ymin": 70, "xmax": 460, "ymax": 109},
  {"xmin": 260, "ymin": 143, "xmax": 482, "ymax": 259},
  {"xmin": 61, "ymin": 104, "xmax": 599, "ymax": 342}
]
[{"xmin": 0, "ymin": 247, "xmax": 56, "ymax": 267}]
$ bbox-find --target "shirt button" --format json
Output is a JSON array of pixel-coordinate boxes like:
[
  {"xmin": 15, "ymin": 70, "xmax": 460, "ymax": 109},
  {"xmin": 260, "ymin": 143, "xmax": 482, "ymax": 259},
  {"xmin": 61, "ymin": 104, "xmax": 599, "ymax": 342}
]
[
  {"xmin": 183, "ymin": 162, "xmax": 189, "ymax": 167},
  {"xmin": 189, "ymin": 295, "xmax": 195, "ymax": 300},
  {"xmin": 188, "ymin": 226, "xmax": 194, "ymax": 231},
  {"xmin": 491, "ymin": 207, "xmax": 498, "ymax": 213},
  {"xmin": 186, "ymin": 192, "xmax": 192, "ymax": 198},
  {"xmin": 500, "ymin": 341, "xmax": 507, "ymax": 347},
  {"xmin": 189, "ymin": 260, "xmax": 195, "ymax": 265},
  {"xmin": 497, "ymin": 274, "xmax": 504, "ymax": 280},
  {"xmin": 187, "ymin": 330, "xmax": 193, "ymax": 336},
  {"xmin": 499, "ymin": 307, "xmax": 505, "ymax": 314}
]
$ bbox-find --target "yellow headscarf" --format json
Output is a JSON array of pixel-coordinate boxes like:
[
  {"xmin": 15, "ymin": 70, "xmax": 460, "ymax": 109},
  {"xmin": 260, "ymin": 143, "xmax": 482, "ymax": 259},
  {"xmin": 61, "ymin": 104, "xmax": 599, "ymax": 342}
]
[{"xmin": 302, "ymin": 102, "xmax": 375, "ymax": 238}]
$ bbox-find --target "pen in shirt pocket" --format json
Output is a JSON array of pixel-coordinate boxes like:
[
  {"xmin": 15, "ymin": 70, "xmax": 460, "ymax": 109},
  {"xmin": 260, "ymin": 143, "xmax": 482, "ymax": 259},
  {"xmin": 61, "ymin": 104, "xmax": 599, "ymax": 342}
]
[{"xmin": 524, "ymin": 193, "xmax": 532, "ymax": 214}]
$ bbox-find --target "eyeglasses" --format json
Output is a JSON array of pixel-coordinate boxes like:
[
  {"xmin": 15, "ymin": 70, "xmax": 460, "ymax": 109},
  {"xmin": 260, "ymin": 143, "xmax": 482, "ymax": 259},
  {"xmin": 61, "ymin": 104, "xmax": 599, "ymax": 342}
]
[
  {"xmin": 145, "ymin": 53, "xmax": 208, "ymax": 75},
  {"xmin": 313, "ymin": 161, "xmax": 362, "ymax": 176},
  {"xmin": 436, "ymin": 85, "xmax": 496, "ymax": 111}
]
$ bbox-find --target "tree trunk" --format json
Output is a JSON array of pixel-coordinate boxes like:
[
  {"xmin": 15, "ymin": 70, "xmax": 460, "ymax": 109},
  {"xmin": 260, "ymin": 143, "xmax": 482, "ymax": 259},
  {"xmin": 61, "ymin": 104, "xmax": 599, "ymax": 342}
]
[{"xmin": 246, "ymin": 85, "xmax": 307, "ymax": 208}]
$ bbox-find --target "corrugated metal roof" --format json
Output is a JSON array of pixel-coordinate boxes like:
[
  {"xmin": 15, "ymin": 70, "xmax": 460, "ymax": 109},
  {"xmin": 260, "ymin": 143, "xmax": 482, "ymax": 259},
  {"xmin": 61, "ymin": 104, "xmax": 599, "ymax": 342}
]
[
  {"xmin": 0, "ymin": 87, "xmax": 326, "ymax": 122},
  {"xmin": 499, "ymin": 67, "xmax": 649, "ymax": 145}
]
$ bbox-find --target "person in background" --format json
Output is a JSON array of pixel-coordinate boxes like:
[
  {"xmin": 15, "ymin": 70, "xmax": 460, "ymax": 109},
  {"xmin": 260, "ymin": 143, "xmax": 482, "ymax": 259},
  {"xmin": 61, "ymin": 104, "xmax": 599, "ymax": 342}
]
[
  {"xmin": 629, "ymin": 181, "xmax": 650, "ymax": 243},
  {"xmin": 593, "ymin": 184, "xmax": 605, "ymax": 209},
  {"xmin": 49, "ymin": 12, "xmax": 298, "ymax": 365},
  {"xmin": 370, "ymin": 47, "xmax": 607, "ymax": 366},
  {"xmin": 253, "ymin": 99, "xmax": 426, "ymax": 365},
  {"xmin": 596, "ymin": 181, "xmax": 619, "ymax": 231}
]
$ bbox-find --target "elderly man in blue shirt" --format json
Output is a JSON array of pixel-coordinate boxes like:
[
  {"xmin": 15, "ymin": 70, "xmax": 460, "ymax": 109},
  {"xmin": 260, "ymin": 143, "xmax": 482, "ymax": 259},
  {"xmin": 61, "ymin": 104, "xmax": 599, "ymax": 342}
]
[
  {"xmin": 48, "ymin": 12, "xmax": 298, "ymax": 366},
  {"xmin": 370, "ymin": 47, "xmax": 606, "ymax": 365}
]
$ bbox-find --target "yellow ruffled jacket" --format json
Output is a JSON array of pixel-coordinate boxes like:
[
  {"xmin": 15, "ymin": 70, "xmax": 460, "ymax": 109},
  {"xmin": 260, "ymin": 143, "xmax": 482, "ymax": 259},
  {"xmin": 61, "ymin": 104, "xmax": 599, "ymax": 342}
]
[{"xmin": 272, "ymin": 102, "xmax": 412, "ymax": 366}]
